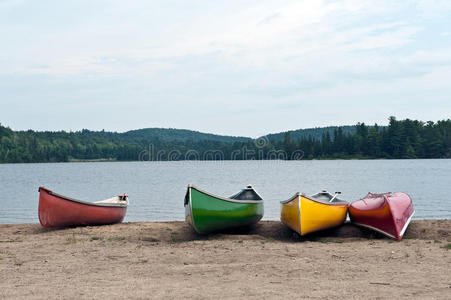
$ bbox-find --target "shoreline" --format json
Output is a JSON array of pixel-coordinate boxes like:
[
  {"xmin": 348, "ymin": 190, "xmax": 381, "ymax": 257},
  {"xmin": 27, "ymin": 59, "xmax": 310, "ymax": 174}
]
[
  {"xmin": 1, "ymin": 158, "xmax": 451, "ymax": 165},
  {"xmin": 1, "ymin": 220, "xmax": 450, "ymax": 299},
  {"xmin": 1, "ymin": 219, "xmax": 450, "ymax": 241}
]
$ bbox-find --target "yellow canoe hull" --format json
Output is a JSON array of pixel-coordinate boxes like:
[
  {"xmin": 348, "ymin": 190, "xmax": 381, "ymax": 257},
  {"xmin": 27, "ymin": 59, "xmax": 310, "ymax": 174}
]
[{"xmin": 281, "ymin": 194, "xmax": 348, "ymax": 236}]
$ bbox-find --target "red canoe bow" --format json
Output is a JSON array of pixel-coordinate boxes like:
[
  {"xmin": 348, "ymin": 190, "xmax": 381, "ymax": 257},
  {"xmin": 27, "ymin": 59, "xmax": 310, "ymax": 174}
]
[
  {"xmin": 38, "ymin": 187, "xmax": 128, "ymax": 228},
  {"xmin": 349, "ymin": 192, "xmax": 414, "ymax": 240}
]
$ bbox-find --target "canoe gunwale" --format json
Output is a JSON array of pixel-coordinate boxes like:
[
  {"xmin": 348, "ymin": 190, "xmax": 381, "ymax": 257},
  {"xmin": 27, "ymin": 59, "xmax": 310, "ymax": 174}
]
[
  {"xmin": 38, "ymin": 187, "xmax": 128, "ymax": 208},
  {"xmin": 303, "ymin": 194, "xmax": 349, "ymax": 206},
  {"xmin": 399, "ymin": 210, "xmax": 415, "ymax": 237},
  {"xmin": 309, "ymin": 191, "xmax": 347, "ymax": 204},
  {"xmin": 280, "ymin": 192, "xmax": 348, "ymax": 206},
  {"xmin": 280, "ymin": 193, "xmax": 301, "ymax": 204},
  {"xmin": 187, "ymin": 184, "xmax": 264, "ymax": 204}
]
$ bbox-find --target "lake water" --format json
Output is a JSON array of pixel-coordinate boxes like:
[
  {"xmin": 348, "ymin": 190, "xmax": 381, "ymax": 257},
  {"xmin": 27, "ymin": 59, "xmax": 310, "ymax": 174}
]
[{"xmin": 0, "ymin": 160, "xmax": 450, "ymax": 224}]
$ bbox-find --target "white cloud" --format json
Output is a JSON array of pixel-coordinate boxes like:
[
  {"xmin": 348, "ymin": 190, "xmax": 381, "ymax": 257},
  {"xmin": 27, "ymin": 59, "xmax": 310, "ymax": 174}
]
[
  {"xmin": 1, "ymin": 0, "xmax": 450, "ymax": 134},
  {"xmin": 2, "ymin": 0, "xmax": 418, "ymax": 76},
  {"xmin": 415, "ymin": 0, "xmax": 451, "ymax": 19}
]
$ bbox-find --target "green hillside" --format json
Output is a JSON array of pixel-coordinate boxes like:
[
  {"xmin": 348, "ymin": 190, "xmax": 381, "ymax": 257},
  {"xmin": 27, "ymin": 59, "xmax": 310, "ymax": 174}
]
[{"xmin": 122, "ymin": 128, "xmax": 250, "ymax": 143}]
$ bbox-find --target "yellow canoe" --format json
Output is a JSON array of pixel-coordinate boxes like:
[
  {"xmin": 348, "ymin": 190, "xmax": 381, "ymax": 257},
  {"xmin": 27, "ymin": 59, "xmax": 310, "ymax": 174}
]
[{"xmin": 280, "ymin": 191, "xmax": 348, "ymax": 236}]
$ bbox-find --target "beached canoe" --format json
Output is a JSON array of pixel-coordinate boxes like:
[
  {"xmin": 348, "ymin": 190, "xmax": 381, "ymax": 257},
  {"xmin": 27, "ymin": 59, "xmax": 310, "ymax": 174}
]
[
  {"xmin": 349, "ymin": 192, "xmax": 414, "ymax": 240},
  {"xmin": 38, "ymin": 187, "xmax": 128, "ymax": 228},
  {"xmin": 280, "ymin": 191, "xmax": 348, "ymax": 236},
  {"xmin": 184, "ymin": 184, "xmax": 264, "ymax": 234}
]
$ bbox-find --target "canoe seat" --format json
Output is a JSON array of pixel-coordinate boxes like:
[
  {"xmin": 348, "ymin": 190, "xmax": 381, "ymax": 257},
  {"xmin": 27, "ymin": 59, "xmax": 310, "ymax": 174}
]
[{"xmin": 310, "ymin": 192, "xmax": 347, "ymax": 204}]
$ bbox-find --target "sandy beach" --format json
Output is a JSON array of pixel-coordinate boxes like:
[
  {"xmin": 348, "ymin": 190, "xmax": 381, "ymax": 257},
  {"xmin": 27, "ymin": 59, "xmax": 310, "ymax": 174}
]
[{"xmin": 1, "ymin": 220, "xmax": 450, "ymax": 299}]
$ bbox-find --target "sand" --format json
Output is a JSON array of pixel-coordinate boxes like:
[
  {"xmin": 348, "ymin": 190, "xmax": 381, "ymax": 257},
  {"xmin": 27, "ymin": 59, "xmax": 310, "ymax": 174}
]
[{"xmin": 1, "ymin": 220, "xmax": 450, "ymax": 299}]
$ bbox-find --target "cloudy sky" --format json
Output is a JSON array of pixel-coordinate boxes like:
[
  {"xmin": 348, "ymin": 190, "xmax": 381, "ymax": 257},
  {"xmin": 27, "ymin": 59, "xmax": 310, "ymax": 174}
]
[{"xmin": 1, "ymin": 0, "xmax": 450, "ymax": 137}]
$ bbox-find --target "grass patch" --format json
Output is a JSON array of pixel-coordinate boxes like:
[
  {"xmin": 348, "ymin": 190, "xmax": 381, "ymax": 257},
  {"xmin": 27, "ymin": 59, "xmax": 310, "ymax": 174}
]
[
  {"xmin": 107, "ymin": 236, "xmax": 126, "ymax": 242},
  {"xmin": 333, "ymin": 239, "xmax": 344, "ymax": 243},
  {"xmin": 434, "ymin": 240, "xmax": 441, "ymax": 244},
  {"xmin": 441, "ymin": 243, "xmax": 451, "ymax": 250},
  {"xmin": 64, "ymin": 234, "xmax": 77, "ymax": 245},
  {"xmin": 237, "ymin": 240, "xmax": 243, "ymax": 244},
  {"xmin": 267, "ymin": 237, "xmax": 274, "ymax": 242},
  {"xmin": 90, "ymin": 236, "xmax": 102, "ymax": 241}
]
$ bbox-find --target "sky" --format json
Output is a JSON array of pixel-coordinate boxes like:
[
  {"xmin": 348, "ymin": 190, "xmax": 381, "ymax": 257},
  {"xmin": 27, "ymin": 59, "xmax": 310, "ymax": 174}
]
[{"xmin": 1, "ymin": 0, "xmax": 450, "ymax": 137}]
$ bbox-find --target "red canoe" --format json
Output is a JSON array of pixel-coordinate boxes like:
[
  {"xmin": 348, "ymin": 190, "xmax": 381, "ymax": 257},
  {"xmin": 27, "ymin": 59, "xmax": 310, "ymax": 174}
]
[
  {"xmin": 349, "ymin": 192, "xmax": 414, "ymax": 240},
  {"xmin": 38, "ymin": 187, "xmax": 128, "ymax": 228}
]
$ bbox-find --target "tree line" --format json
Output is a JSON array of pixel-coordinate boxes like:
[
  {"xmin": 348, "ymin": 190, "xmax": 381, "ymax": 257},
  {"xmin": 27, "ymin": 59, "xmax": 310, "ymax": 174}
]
[
  {"xmin": 278, "ymin": 117, "xmax": 451, "ymax": 159},
  {"xmin": 0, "ymin": 117, "xmax": 450, "ymax": 163}
]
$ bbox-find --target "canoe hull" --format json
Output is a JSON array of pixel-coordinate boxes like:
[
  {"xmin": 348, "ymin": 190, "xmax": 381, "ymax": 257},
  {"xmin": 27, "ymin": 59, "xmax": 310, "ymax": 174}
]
[
  {"xmin": 185, "ymin": 185, "xmax": 264, "ymax": 234},
  {"xmin": 349, "ymin": 192, "xmax": 414, "ymax": 240},
  {"xmin": 281, "ymin": 194, "xmax": 348, "ymax": 236},
  {"xmin": 39, "ymin": 188, "xmax": 127, "ymax": 228}
]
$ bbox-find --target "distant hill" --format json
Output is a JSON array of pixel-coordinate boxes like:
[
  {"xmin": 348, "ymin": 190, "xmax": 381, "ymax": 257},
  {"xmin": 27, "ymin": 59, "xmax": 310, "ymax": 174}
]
[
  {"xmin": 122, "ymin": 128, "xmax": 251, "ymax": 143},
  {"xmin": 263, "ymin": 126, "xmax": 358, "ymax": 142},
  {"xmin": 2, "ymin": 118, "xmax": 449, "ymax": 163}
]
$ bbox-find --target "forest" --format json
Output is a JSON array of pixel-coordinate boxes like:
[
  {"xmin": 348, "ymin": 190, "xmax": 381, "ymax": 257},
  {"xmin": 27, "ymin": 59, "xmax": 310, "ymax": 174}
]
[{"xmin": 0, "ymin": 117, "xmax": 450, "ymax": 163}]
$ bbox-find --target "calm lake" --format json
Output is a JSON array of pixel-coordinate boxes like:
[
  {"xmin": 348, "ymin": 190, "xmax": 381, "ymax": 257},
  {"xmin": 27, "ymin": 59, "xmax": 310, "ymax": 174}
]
[{"xmin": 0, "ymin": 159, "xmax": 450, "ymax": 224}]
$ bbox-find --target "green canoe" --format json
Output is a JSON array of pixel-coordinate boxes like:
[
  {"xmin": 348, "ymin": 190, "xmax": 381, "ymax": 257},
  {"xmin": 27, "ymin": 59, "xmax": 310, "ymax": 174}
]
[{"xmin": 184, "ymin": 184, "xmax": 264, "ymax": 234}]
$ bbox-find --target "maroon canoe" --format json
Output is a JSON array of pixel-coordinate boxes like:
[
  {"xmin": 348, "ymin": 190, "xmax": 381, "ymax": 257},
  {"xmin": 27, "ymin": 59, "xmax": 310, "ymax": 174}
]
[
  {"xmin": 38, "ymin": 187, "xmax": 128, "ymax": 228},
  {"xmin": 349, "ymin": 192, "xmax": 414, "ymax": 240}
]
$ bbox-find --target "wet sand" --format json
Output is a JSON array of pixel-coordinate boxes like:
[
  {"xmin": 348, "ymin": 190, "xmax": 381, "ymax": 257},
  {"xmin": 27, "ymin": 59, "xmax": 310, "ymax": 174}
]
[{"xmin": 1, "ymin": 220, "xmax": 450, "ymax": 299}]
